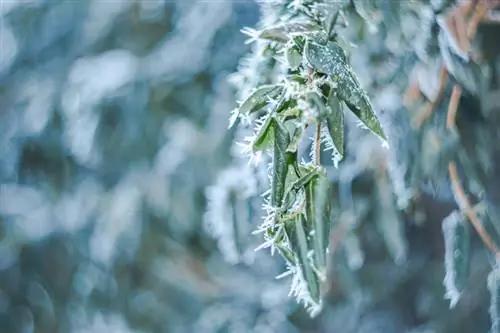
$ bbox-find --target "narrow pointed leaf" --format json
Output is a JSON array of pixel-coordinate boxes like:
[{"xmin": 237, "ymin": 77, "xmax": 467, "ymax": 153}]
[
  {"xmin": 488, "ymin": 265, "xmax": 500, "ymax": 333},
  {"xmin": 304, "ymin": 38, "xmax": 386, "ymax": 141},
  {"xmin": 252, "ymin": 115, "xmax": 276, "ymax": 151},
  {"xmin": 304, "ymin": 38, "xmax": 348, "ymax": 75},
  {"xmin": 326, "ymin": 91, "xmax": 345, "ymax": 157},
  {"xmin": 305, "ymin": 172, "xmax": 333, "ymax": 274},
  {"xmin": 286, "ymin": 125, "xmax": 304, "ymax": 153},
  {"xmin": 374, "ymin": 174, "xmax": 408, "ymax": 264},
  {"xmin": 271, "ymin": 119, "xmax": 291, "ymax": 207},
  {"xmin": 238, "ymin": 85, "xmax": 282, "ymax": 115},
  {"xmin": 286, "ymin": 214, "xmax": 321, "ymax": 303},
  {"xmin": 306, "ymin": 91, "xmax": 328, "ymax": 119},
  {"xmin": 286, "ymin": 46, "xmax": 303, "ymax": 70},
  {"xmin": 442, "ymin": 210, "xmax": 470, "ymax": 308},
  {"xmin": 281, "ymin": 169, "xmax": 319, "ymax": 212}
]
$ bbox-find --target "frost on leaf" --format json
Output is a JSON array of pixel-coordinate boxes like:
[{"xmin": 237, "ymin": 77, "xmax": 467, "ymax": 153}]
[
  {"xmin": 304, "ymin": 38, "xmax": 386, "ymax": 142},
  {"xmin": 305, "ymin": 172, "xmax": 333, "ymax": 273},
  {"xmin": 284, "ymin": 214, "xmax": 321, "ymax": 307},
  {"xmin": 488, "ymin": 264, "xmax": 500, "ymax": 333},
  {"xmin": 286, "ymin": 45, "xmax": 303, "ymax": 70},
  {"xmin": 238, "ymin": 84, "xmax": 283, "ymax": 115},
  {"xmin": 442, "ymin": 210, "xmax": 470, "ymax": 308},
  {"xmin": 252, "ymin": 114, "xmax": 276, "ymax": 152},
  {"xmin": 325, "ymin": 91, "xmax": 345, "ymax": 160},
  {"xmin": 271, "ymin": 119, "xmax": 292, "ymax": 207}
]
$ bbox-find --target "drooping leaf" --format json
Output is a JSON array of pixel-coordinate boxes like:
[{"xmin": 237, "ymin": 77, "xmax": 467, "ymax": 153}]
[
  {"xmin": 304, "ymin": 38, "xmax": 348, "ymax": 74},
  {"xmin": 325, "ymin": 90, "xmax": 345, "ymax": 158},
  {"xmin": 280, "ymin": 168, "xmax": 319, "ymax": 213},
  {"xmin": 286, "ymin": 125, "xmax": 304, "ymax": 153},
  {"xmin": 238, "ymin": 85, "xmax": 283, "ymax": 115},
  {"xmin": 324, "ymin": 9, "xmax": 340, "ymax": 39},
  {"xmin": 304, "ymin": 38, "xmax": 386, "ymax": 141},
  {"xmin": 271, "ymin": 119, "xmax": 291, "ymax": 207},
  {"xmin": 305, "ymin": 172, "xmax": 333, "ymax": 274},
  {"xmin": 374, "ymin": 172, "xmax": 408, "ymax": 264},
  {"xmin": 353, "ymin": 1, "xmax": 381, "ymax": 30},
  {"xmin": 286, "ymin": 45, "xmax": 303, "ymax": 70},
  {"xmin": 252, "ymin": 115, "xmax": 276, "ymax": 151},
  {"xmin": 442, "ymin": 210, "xmax": 470, "ymax": 308},
  {"xmin": 488, "ymin": 265, "xmax": 500, "ymax": 333},
  {"xmin": 285, "ymin": 213, "xmax": 321, "ymax": 303}
]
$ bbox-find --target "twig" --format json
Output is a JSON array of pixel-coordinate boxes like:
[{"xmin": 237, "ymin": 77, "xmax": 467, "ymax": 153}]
[
  {"xmin": 467, "ymin": 1, "xmax": 489, "ymax": 39},
  {"xmin": 444, "ymin": 0, "xmax": 500, "ymax": 257},
  {"xmin": 413, "ymin": 67, "xmax": 449, "ymax": 127},
  {"xmin": 446, "ymin": 85, "xmax": 462, "ymax": 129},
  {"xmin": 448, "ymin": 161, "xmax": 500, "ymax": 256}
]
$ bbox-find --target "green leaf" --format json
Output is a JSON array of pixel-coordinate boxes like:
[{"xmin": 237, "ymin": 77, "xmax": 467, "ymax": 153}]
[
  {"xmin": 374, "ymin": 174, "xmax": 408, "ymax": 264},
  {"xmin": 252, "ymin": 115, "xmax": 276, "ymax": 151},
  {"xmin": 488, "ymin": 265, "xmax": 500, "ymax": 333},
  {"xmin": 304, "ymin": 38, "xmax": 386, "ymax": 141},
  {"xmin": 286, "ymin": 125, "xmax": 304, "ymax": 153},
  {"xmin": 324, "ymin": 9, "xmax": 340, "ymax": 39},
  {"xmin": 343, "ymin": 98, "xmax": 386, "ymax": 142},
  {"xmin": 304, "ymin": 38, "xmax": 348, "ymax": 74},
  {"xmin": 238, "ymin": 85, "xmax": 283, "ymax": 115},
  {"xmin": 325, "ymin": 91, "xmax": 345, "ymax": 158},
  {"xmin": 286, "ymin": 214, "xmax": 321, "ymax": 302},
  {"xmin": 306, "ymin": 91, "xmax": 328, "ymax": 119},
  {"xmin": 271, "ymin": 119, "xmax": 291, "ymax": 207},
  {"xmin": 278, "ymin": 168, "xmax": 318, "ymax": 214},
  {"xmin": 305, "ymin": 172, "xmax": 333, "ymax": 274},
  {"xmin": 286, "ymin": 45, "xmax": 303, "ymax": 70},
  {"xmin": 442, "ymin": 210, "xmax": 470, "ymax": 308}
]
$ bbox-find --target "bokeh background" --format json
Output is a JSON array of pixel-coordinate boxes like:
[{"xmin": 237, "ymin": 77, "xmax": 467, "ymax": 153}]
[{"xmin": 0, "ymin": 1, "xmax": 495, "ymax": 332}]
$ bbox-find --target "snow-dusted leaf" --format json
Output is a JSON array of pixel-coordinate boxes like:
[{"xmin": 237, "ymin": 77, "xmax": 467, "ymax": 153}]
[
  {"xmin": 252, "ymin": 114, "xmax": 276, "ymax": 151},
  {"xmin": 304, "ymin": 38, "xmax": 348, "ymax": 75},
  {"xmin": 305, "ymin": 171, "xmax": 333, "ymax": 273},
  {"xmin": 286, "ymin": 213, "xmax": 321, "ymax": 303},
  {"xmin": 488, "ymin": 264, "xmax": 500, "ymax": 333},
  {"xmin": 324, "ymin": 9, "xmax": 340, "ymax": 39},
  {"xmin": 286, "ymin": 45, "xmax": 303, "ymax": 70},
  {"xmin": 353, "ymin": 1, "xmax": 382, "ymax": 30},
  {"xmin": 286, "ymin": 124, "xmax": 304, "ymax": 153},
  {"xmin": 271, "ymin": 119, "xmax": 291, "ymax": 207},
  {"xmin": 306, "ymin": 91, "xmax": 328, "ymax": 119},
  {"xmin": 325, "ymin": 91, "xmax": 345, "ymax": 158},
  {"xmin": 374, "ymin": 173, "xmax": 408, "ymax": 264},
  {"xmin": 442, "ymin": 210, "xmax": 470, "ymax": 308},
  {"xmin": 242, "ymin": 26, "xmax": 289, "ymax": 43},
  {"xmin": 238, "ymin": 85, "xmax": 283, "ymax": 115},
  {"xmin": 304, "ymin": 38, "xmax": 386, "ymax": 141}
]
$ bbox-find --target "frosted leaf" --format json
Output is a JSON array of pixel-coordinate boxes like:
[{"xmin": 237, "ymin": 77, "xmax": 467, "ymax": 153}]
[
  {"xmin": 304, "ymin": 38, "xmax": 386, "ymax": 141},
  {"xmin": 271, "ymin": 120, "xmax": 292, "ymax": 207},
  {"xmin": 284, "ymin": 214, "xmax": 321, "ymax": 306},
  {"xmin": 442, "ymin": 210, "xmax": 470, "ymax": 308},
  {"xmin": 488, "ymin": 265, "xmax": 500, "ymax": 333},
  {"xmin": 252, "ymin": 114, "xmax": 276, "ymax": 152},
  {"xmin": 285, "ymin": 45, "xmax": 303, "ymax": 70},
  {"xmin": 237, "ymin": 84, "xmax": 283, "ymax": 115},
  {"xmin": 374, "ymin": 175, "xmax": 408, "ymax": 265},
  {"xmin": 304, "ymin": 172, "xmax": 333, "ymax": 273},
  {"xmin": 325, "ymin": 92, "xmax": 345, "ymax": 159}
]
